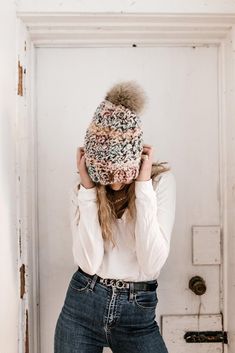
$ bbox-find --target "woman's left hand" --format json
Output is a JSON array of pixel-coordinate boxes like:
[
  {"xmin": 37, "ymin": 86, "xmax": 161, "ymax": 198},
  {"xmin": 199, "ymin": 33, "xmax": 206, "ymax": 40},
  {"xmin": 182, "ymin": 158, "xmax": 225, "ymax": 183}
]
[{"xmin": 136, "ymin": 144, "xmax": 154, "ymax": 181}]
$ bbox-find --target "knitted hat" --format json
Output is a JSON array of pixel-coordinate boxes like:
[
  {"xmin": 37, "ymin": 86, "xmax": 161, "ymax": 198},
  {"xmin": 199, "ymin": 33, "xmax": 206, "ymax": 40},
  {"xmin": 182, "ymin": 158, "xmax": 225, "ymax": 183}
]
[{"xmin": 83, "ymin": 80, "xmax": 147, "ymax": 185}]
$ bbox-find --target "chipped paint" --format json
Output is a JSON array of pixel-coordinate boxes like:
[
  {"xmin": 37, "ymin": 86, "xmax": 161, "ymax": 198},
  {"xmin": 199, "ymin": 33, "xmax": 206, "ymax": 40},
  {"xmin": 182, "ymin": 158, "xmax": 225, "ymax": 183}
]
[
  {"xmin": 25, "ymin": 309, "xmax": 29, "ymax": 353},
  {"xmin": 20, "ymin": 264, "xmax": 26, "ymax": 299},
  {"xmin": 18, "ymin": 61, "xmax": 23, "ymax": 96},
  {"xmin": 19, "ymin": 219, "xmax": 22, "ymax": 258}
]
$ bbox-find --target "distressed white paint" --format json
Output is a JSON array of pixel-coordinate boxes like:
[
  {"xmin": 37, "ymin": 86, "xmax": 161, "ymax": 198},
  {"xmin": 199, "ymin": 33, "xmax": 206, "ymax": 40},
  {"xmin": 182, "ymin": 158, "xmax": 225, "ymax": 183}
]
[
  {"xmin": 0, "ymin": 1, "xmax": 20, "ymax": 353},
  {"xmin": 15, "ymin": 13, "xmax": 235, "ymax": 47},
  {"xmin": 16, "ymin": 12, "xmax": 235, "ymax": 353},
  {"xmin": 0, "ymin": 2, "xmax": 233, "ymax": 353},
  {"xmin": 17, "ymin": 0, "xmax": 235, "ymax": 14},
  {"xmin": 192, "ymin": 226, "xmax": 221, "ymax": 265},
  {"xmin": 162, "ymin": 314, "xmax": 223, "ymax": 352},
  {"xmin": 223, "ymin": 27, "xmax": 235, "ymax": 352},
  {"xmin": 36, "ymin": 45, "xmax": 221, "ymax": 353},
  {"xmin": 0, "ymin": 0, "xmax": 235, "ymax": 353}
]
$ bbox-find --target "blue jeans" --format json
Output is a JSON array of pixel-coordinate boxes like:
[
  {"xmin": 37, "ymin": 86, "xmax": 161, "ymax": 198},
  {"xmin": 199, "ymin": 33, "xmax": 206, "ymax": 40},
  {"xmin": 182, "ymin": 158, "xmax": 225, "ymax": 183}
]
[{"xmin": 54, "ymin": 268, "xmax": 169, "ymax": 353}]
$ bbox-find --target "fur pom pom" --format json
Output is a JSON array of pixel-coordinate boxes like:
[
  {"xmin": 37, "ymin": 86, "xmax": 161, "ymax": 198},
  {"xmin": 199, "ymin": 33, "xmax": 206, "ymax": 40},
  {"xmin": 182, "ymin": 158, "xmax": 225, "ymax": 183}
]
[{"xmin": 105, "ymin": 80, "xmax": 147, "ymax": 114}]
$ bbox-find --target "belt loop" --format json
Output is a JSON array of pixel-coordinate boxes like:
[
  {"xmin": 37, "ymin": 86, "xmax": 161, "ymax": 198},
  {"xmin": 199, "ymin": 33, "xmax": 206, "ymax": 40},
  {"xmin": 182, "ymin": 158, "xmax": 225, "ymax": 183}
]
[
  {"xmin": 89, "ymin": 274, "xmax": 98, "ymax": 291},
  {"xmin": 129, "ymin": 282, "xmax": 134, "ymax": 302}
]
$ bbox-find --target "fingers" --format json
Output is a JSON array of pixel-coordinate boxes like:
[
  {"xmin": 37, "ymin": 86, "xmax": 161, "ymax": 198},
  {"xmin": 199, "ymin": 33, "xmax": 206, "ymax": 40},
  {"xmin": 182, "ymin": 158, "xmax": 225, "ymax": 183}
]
[
  {"xmin": 142, "ymin": 145, "xmax": 154, "ymax": 156},
  {"xmin": 141, "ymin": 145, "xmax": 154, "ymax": 162},
  {"xmin": 77, "ymin": 147, "xmax": 84, "ymax": 153},
  {"xmin": 77, "ymin": 147, "xmax": 86, "ymax": 172},
  {"xmin": 77, "ymin": 147, "xmax": 85, "ymax": 160},
  {"xmin": 143, "ymin": 144, "xmax": 153, "ymax": 150},
  {"xmin": 141, "ymin": 155, "xmax": 149, "ymax": 162}
]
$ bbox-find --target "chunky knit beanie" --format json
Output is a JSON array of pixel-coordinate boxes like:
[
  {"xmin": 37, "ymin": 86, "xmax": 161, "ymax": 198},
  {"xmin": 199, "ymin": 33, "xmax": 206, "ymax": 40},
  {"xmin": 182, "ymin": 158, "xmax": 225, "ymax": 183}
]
[{"xmin": 83, "ymin": 80, "xmax": 147, "ymax": 185}]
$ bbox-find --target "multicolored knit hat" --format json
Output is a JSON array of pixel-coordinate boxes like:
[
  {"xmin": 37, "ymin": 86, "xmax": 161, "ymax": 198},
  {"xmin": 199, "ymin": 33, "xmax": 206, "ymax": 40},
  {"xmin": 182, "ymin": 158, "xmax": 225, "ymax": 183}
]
[{"xmin": 83, "ymin": 80, "xmax": 147, "ymax": 185}]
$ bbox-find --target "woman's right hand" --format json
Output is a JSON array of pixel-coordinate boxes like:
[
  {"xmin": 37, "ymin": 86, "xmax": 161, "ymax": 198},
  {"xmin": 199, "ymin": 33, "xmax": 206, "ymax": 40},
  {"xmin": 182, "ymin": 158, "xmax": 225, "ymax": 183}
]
[{"xmin": 76, "ymin": 147, "xmax": 96, "ymax": 189}]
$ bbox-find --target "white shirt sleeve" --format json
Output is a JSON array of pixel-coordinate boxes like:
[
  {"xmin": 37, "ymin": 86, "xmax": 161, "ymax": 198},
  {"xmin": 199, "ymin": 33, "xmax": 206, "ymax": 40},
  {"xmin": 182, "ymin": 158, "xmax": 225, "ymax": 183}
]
[
  {"xmin": 69, "ymin": 174, "xmax": 104, "ymax": 275},
  {"xmin": 134, "ymin": 170, "xmax": 176, "ymax": 278}
]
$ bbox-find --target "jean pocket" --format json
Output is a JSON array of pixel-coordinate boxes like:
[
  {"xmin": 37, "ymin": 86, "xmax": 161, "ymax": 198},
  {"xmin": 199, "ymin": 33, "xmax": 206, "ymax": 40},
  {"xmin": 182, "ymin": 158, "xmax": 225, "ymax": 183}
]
[
  {"xmin": 69, "ymin": 271, "xmax": 92, "ymax": 293},
  {"xmin": 134, "ymin": 290, "xmax": 158, "ymax": 309}
]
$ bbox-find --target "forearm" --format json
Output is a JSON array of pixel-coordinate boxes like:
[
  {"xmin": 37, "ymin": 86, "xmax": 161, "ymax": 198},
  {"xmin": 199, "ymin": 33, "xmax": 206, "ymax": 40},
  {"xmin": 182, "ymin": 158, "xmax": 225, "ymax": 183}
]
[
  {"xmin": 70, "ymin": 182, "xmax": 104, "ymax": 275},
  {"xmin": 134, "ymin": 172, "xmax": 176, "ymax": 277},
  {"xmin": 135, "ymin": 195, "xmax": 170, "ymax": 277}
]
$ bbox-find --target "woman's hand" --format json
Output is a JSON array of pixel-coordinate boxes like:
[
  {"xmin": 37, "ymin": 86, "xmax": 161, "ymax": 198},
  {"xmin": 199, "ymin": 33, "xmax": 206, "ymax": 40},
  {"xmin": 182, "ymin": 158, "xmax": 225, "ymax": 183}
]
[
  {"xmin": 135, "ymin": 144, "xmax": 154, "ymax": 182},
  {"xmin": 77, "ymin": 147, "xmax": 96, "ymax": 189}
]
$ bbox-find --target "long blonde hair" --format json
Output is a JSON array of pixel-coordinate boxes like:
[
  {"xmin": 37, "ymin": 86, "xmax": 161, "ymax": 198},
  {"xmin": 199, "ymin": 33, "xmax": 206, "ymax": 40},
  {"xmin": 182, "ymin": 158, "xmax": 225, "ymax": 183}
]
[{"xmin": 93, "ymin": 161, "xmax": 171, "ymax": 248}]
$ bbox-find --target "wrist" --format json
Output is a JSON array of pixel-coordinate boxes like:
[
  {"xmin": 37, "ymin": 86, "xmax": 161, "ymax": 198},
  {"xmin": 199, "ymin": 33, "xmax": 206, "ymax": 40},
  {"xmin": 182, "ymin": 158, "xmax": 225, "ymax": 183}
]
[
  {"xmin": 136, "ymin": 174, "xmax": 151, "ymax": 182},
  {"xmin": 77, "ymin": 172, "xmax": 95, "ymax": 189},
  {"xmin": 135, "ymin": 179, "xmax": 151, "ymax": 182},
  {"xmin": 81, "ymin": 182, "xmax": 96, "ymax": 189}
]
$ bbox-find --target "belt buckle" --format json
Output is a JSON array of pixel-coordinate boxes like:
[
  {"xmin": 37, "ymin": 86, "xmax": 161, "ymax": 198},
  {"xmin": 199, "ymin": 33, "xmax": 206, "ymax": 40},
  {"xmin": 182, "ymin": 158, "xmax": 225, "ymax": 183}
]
[{"xmin": 103, "ymin": 278, "xmax": 126, "ymax": 289}]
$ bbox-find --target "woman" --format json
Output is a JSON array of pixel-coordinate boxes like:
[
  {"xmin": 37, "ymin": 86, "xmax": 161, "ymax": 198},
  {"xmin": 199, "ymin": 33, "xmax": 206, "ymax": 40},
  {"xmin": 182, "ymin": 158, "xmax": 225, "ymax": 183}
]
[{"xmin": 54, "ymin": 81, "xmax": 176, "ymax": 353}]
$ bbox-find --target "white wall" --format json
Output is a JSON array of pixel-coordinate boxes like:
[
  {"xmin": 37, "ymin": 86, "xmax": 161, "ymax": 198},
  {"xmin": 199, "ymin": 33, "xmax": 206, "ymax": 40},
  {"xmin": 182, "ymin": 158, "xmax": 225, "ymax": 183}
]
[
  {"xmin": 225, "ymin": 29, "xmax": 235, "ymax": 349},
  {"xmin": 0, "ymin": 1, "xmax": 19, "ymax": 353},
  {"xmin": 17, "ymin": 0, "xmax": 235, "ymax": 13}
]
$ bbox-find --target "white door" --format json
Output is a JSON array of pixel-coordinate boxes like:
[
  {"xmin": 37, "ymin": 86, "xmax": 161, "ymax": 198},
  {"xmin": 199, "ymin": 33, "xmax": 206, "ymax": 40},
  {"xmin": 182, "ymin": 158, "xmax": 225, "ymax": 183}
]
[{"xmin": 36, "ymin": 46, "xmax": 224, "ymax": 353}]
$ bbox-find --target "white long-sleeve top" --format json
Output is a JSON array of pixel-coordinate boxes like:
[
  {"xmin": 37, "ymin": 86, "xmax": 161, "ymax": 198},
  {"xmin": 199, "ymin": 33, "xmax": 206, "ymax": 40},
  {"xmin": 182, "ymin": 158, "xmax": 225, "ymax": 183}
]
[{"xmin": 69, "ymin": 170, "xmax": 176, "ymax": 282}]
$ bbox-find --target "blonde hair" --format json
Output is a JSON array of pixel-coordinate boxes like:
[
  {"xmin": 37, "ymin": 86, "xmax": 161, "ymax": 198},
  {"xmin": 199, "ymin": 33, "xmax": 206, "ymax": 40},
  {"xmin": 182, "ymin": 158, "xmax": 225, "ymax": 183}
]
[{"xmin": 93, "ymin": 161, "xmax": 171, "ymax": 248}]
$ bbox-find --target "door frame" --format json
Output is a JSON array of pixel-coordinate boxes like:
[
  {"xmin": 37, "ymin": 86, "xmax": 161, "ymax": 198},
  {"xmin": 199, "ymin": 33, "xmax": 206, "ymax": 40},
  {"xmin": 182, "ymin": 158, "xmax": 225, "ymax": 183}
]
[{"xmin": 15, "ymin": 12, "xmax": 235, "ymax": 353}]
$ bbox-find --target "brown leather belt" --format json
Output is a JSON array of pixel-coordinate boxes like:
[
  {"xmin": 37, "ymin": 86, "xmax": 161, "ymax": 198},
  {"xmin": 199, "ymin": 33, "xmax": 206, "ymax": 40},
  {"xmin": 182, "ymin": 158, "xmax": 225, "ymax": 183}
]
[{"xmin": 77, "ymin": 266, "xmax": 158, "ymax": 291}]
